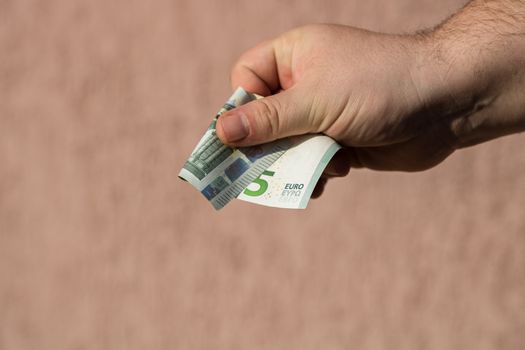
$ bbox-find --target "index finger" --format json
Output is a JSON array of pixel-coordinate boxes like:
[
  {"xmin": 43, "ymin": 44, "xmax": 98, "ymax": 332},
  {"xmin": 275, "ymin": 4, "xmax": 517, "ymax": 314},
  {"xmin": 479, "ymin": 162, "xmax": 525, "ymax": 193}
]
[{"xmin": 230, "ymin": 39, "xmax": 281, "ymax": 96}]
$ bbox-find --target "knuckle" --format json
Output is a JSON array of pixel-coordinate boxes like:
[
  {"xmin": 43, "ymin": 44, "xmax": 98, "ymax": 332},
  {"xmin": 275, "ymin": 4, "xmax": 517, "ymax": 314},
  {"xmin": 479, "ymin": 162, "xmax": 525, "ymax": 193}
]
[{"xmin": 255, "ymin": 99, "xmax": 281, "ymax": 140}]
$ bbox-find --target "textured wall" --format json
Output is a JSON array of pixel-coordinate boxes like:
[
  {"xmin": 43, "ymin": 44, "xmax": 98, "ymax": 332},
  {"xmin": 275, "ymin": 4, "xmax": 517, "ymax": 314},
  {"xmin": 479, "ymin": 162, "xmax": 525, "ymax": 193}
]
[{"xmin": 1, "ymin": 0, "xmax": 524, "ymax": 349}]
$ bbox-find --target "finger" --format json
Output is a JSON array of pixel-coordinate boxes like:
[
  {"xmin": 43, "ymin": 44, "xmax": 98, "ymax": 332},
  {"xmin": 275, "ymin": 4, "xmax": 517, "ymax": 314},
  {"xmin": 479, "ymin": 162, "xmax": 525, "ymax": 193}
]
[
  {"xmin": 350, "ymin": 125, "xmax": 456, "ymax": 171},
  {"xmin": 216, "ymin": 86, "xmax": 315, "ymax": 147},
  {"xmin": 231, "ymin": 40, "xmax": 281, "ymax": 96},
  {"xmin": 311, "ymin": 177, "xmax": 328, "ymax": 199},
  {"xmin": 323, "ymin": 148, "xmax": 352, "ymax": 177}
]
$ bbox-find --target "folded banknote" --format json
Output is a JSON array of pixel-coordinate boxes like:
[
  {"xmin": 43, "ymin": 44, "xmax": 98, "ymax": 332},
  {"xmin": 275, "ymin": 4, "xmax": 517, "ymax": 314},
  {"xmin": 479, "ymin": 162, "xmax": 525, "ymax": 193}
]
[{"xmin": 179, "ymin": 88, "xmax": 341, "ymax": 210}]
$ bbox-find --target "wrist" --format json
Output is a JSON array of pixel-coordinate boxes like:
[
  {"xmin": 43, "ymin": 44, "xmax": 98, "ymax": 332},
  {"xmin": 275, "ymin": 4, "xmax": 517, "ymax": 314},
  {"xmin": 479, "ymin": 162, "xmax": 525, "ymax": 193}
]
[{"xmin": 418, "ymin": 1, "xmax": 525, "ymax": 147}]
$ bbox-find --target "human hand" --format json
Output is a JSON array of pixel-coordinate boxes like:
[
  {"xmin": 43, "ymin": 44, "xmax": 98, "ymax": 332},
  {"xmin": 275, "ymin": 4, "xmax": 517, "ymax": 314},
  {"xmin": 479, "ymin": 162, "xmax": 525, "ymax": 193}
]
[
  {"xmin": 217, "ymin": 24, "xmax": 451, "ymax": 171},
  {"xmin": 216, "ymin": 3, "xmax": 525, "ymax": 197}
]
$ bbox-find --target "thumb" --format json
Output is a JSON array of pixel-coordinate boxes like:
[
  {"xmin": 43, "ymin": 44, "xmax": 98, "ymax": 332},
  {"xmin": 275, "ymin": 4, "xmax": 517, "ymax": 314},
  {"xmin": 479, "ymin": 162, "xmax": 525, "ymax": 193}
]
[{"xmin": 216, "ymin": 88, "xmax": 314, "ymax": 147}]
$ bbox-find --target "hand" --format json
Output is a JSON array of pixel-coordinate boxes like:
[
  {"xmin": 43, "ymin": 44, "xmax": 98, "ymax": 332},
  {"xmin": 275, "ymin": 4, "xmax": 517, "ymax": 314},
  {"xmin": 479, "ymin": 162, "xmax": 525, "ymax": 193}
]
[
  {"xmin": 217, "ymin": 24, "xmax": 452, "ymax": 170},
  {"xmin": 216, "ymin": 3, "xmax": 525, "ymax": 197}
]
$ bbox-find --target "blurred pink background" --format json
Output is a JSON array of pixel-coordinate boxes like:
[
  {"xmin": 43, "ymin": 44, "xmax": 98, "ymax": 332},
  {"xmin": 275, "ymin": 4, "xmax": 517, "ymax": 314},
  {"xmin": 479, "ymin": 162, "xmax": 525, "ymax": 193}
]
[{"xmin": 1, "ymin": 0, "xmax": 524, "ymax": 349}]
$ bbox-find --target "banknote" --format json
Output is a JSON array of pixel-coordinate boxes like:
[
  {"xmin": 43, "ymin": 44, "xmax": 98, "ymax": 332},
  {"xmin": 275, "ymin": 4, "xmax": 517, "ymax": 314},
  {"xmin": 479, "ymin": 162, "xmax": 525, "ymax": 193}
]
[
  {"xmin": 179, "ymin": 87, "xmax": 341, "ymax": 210},
  {"xmin": 237, "ymin": 135, "xmax": 341, "ymax": 209},
  {"xmin": 179, "ymin": 88, "xmax": 291, "ymax": 210}
]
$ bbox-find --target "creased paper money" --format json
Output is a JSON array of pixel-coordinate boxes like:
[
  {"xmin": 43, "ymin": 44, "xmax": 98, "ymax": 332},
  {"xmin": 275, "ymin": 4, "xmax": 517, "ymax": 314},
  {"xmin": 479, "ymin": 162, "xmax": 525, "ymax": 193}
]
[
  {"xmin": 179, "ymin": 88, "xmax": 291, "ymax": 210},
  {"xmin": 179, "ymin": 87, "xmax": 341, "ymax": 210},
  {"xmin": 237, "ymin": 134, "xmax": 340, "ymax": 209}
]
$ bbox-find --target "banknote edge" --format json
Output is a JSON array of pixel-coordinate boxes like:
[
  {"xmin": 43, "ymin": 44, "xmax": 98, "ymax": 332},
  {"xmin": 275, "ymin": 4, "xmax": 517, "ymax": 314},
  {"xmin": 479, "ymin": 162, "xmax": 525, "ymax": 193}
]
[{"xmin": 298, "ymin": 142, "xmax": 342, "ymax": 209}]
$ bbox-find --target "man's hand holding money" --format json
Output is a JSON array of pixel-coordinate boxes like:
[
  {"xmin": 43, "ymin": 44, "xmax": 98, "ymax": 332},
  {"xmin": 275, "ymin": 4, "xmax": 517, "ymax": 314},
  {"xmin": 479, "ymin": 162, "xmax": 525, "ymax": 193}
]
[{"xmin": 217, "ymin": 4, "xmax": 525, "ymax": 196}]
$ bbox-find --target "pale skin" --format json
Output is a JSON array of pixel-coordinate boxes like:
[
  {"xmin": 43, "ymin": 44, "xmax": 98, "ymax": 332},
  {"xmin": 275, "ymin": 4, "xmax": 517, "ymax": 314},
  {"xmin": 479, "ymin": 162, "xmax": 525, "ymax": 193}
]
[{"xmin": 216, "ymin": 0, "xmax": 525, "ymax": 198}]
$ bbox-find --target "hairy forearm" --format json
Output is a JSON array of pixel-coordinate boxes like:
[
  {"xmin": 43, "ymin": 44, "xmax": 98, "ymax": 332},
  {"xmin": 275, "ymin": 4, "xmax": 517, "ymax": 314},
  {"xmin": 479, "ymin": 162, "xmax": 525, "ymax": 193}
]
[
  {"xmin": 439, "ymin": 0, "xmax": 525, "ymax": 36},
  {"xmin": 421, "ymin": 0, "xmax": 525, "ymax": 147}
]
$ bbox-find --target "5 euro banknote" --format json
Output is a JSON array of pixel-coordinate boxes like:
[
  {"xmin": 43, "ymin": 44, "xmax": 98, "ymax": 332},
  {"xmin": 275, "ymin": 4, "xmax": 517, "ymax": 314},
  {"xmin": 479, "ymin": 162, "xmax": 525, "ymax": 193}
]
[{"xmin": 179, "ymin": 87, "xmax": 341, "ymax": 210}]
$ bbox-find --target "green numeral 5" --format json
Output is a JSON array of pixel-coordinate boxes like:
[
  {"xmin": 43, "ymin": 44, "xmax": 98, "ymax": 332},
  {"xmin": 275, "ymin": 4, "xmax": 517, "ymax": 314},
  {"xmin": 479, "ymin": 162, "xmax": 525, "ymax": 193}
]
[{"xmin": 243, "ymin": 170, "xmax": 275, "ymax": 197}]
